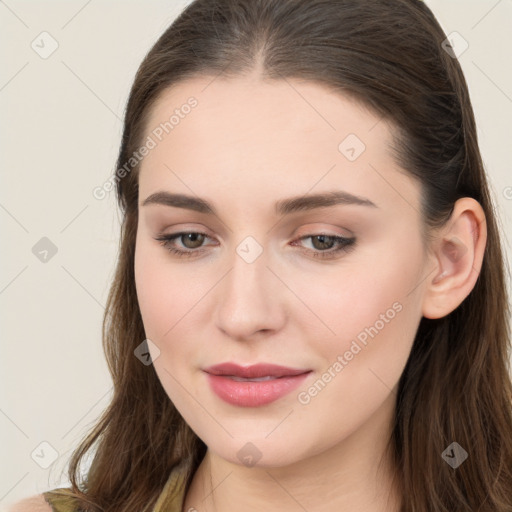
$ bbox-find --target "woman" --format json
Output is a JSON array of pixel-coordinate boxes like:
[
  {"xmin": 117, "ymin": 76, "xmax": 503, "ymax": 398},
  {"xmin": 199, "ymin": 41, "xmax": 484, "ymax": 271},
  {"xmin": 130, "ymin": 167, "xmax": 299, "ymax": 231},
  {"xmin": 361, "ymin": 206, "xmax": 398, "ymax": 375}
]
[{"xmin": 12, "ymin": 0, "xmax": 512, "ymax": 510}]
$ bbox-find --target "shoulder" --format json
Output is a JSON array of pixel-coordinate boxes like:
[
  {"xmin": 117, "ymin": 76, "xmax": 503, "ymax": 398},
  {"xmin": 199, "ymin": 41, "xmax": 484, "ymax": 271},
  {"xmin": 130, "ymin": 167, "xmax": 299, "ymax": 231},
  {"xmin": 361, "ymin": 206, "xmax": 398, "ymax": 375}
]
[{"xmin": 5, "ymin": 493, "xmax": 53, "ymax": 512}]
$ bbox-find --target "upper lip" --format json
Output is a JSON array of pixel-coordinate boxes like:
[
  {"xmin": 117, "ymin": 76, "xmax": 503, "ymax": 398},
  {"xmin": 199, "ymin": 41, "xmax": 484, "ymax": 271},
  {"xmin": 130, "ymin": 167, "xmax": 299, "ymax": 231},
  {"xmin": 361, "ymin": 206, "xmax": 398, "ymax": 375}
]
[{"xmin": 204, "ymin": 362, "xmax": 311, "ymax": 379}]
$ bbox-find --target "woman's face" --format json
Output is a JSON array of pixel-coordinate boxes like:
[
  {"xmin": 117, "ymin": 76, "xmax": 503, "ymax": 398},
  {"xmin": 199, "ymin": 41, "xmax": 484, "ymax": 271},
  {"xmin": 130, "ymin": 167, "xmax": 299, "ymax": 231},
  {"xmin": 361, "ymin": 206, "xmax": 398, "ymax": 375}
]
[{"xmin": 134, "ymin": 76, "xmax": 429, "ymax": 467}]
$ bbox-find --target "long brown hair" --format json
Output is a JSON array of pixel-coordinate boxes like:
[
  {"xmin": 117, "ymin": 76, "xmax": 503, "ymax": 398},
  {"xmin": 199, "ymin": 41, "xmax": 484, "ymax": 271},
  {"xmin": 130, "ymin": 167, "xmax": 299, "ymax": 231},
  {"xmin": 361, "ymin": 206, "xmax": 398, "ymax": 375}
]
[{"xmin": 46, "ymin": 0, "xmax": 512, "ymax": 510}]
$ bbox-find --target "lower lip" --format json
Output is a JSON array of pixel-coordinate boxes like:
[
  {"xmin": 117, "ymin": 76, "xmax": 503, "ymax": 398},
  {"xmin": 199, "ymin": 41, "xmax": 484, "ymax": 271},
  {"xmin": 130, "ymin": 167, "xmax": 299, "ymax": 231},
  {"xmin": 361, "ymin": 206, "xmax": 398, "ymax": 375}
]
[{"xmin": 205, "ymin": 372, "xmax": 311, "ymax": 407}]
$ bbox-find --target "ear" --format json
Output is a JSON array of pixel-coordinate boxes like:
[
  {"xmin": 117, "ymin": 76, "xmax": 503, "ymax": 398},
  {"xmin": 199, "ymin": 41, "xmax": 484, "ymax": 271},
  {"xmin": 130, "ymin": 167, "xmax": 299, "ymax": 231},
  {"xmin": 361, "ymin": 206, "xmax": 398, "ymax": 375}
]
[{"xmin": 422, "ymin": 197, "xmax": 487, "ymax": 319}]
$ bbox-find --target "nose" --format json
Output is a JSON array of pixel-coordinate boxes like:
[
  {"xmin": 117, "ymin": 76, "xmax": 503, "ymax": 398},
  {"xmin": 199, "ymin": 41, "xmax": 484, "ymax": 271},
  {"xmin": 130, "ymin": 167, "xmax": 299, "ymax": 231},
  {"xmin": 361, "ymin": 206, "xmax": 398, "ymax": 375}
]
[{"xmin": 213, "ymin": 244, "xmax": 287, "ymax": 341}]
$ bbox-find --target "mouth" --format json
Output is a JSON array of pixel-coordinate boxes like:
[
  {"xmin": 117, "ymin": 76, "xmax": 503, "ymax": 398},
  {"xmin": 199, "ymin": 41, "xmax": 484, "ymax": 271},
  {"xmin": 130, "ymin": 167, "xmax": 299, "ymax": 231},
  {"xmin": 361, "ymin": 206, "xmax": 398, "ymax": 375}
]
[
  {"xmin": 225, "ymin": 375, "xmax": 282, "ymax": 382},
  {"xmin": 204, "ymin": 362, "xmax": 311, "ymax": 379},
  {"xmin": 203, "ymin": 362, "xmax": 312, "ymax": 407}
]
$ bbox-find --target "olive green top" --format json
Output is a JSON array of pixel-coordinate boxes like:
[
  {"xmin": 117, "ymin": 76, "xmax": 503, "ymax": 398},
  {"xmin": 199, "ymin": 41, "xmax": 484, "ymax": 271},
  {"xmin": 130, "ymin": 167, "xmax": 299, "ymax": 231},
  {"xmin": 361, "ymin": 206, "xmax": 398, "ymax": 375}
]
[{"xmin": 42, "ymin": 462, "xmax": 189, "ymax": 512}]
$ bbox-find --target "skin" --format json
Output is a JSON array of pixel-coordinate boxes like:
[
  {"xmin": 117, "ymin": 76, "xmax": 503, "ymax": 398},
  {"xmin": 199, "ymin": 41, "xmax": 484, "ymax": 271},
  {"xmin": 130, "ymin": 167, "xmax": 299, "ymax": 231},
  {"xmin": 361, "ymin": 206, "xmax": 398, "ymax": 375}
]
[{"xmin": 132, "ymin": 73, "xmax": 487, "ymax": 512}]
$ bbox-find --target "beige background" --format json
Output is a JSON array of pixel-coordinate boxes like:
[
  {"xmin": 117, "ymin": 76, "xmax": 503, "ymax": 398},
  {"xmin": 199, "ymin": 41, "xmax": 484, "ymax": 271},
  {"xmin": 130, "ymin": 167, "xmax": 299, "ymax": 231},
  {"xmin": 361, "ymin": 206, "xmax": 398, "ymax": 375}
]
[{"xmin": 1, "ymin": 0, "xmax": 511, "ymax": 507}]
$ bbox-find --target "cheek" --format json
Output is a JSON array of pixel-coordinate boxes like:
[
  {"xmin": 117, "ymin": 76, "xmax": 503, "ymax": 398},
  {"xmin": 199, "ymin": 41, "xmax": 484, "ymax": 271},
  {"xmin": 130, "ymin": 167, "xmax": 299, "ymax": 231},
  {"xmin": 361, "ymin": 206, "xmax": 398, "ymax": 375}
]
[
  {"xmin": 134, "ymin": 244, "xmax": 166, "ymax": 338},
  {"xmin": 303, "ymin": 235, "xmax": 421, "ymax": 325},
  {"xmin": 287, "ymin": 242, "xmax": 423, "ymax": 449},
  {"xmin": 134, "ymin": 231, "xmax": 204, "ymax": 337},
  {"xmin": 134, "ymin": 241, "xmax": 201, "ymax": 400},
  {"xmin": 293, "ymin": 233, "xmax": 425, "ymax": 382},
  {"xmin": 134, "ymin": 237, "xmax": 188, "ymax": 342}
]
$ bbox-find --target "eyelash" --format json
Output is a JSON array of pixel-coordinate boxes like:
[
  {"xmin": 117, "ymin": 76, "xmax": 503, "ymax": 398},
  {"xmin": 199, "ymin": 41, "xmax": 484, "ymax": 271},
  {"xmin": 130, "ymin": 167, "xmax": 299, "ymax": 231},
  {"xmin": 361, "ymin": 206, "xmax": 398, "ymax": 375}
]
[{"xmin": 154, "ymin": 231, "xmax": 356, "ymax": 260}]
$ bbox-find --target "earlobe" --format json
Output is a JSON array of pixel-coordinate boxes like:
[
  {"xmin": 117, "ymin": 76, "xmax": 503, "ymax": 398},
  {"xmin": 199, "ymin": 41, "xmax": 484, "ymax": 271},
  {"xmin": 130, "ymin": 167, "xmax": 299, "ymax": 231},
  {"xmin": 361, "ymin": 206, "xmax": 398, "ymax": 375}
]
[{"xmin": 422, "ymin": 198, "xmax": 487, "ymax": 319}]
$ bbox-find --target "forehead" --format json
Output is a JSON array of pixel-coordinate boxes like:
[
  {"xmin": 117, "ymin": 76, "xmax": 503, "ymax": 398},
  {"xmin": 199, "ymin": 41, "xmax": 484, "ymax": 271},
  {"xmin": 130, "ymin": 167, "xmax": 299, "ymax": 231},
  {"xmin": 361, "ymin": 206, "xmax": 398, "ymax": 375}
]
[
  {"xmin": 138, "ymin": 75, "xmax": 419, "ymax": 216},
  {"xmin": 143, "ymin": 75, "xmax": 387, "ymax": 153}
]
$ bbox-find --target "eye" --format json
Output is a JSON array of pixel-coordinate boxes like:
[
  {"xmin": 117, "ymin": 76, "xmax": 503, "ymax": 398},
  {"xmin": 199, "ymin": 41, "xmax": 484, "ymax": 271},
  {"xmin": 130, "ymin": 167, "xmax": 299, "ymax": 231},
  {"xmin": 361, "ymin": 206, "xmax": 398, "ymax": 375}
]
[
  {"xmin": 154, "ymin": 231, "xmax": 356, "ymax": 260},
  {"xmin": 155, "ymin": 231, "xmax": 214, "ymax": 258},
  {"xmin": 291, "ymin": 233, "xmax": 356, "ymax": 259}
]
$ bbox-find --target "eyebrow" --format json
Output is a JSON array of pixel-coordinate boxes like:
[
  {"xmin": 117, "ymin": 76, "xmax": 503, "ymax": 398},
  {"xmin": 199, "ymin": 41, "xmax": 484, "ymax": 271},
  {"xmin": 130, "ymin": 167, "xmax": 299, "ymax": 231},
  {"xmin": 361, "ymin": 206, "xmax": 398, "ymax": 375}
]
[{"xmin": 141, "ymin": 190, "xmax": 378, "ymax": 215}]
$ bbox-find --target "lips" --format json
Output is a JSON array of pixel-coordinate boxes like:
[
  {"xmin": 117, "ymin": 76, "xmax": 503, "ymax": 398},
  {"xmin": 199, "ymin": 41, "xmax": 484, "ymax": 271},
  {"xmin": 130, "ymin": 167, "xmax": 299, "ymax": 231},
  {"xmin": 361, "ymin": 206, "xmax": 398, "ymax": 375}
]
[
  {"xmin": 203, "ymin": 362, "xmax": 311, "ymax": 379},
  {"xmin": 203, "ymin": 362, "xmax": 312, "ymax": 407}
]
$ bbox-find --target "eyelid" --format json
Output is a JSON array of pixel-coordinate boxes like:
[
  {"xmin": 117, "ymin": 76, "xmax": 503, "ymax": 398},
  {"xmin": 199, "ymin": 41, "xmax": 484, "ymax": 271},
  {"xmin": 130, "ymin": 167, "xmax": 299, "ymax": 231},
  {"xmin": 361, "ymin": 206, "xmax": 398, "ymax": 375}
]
[
  {"xmin": 156, "ymin": 225, "xmax": 351, "ymax": 246},
  {"xmin": 293, "ymin": 223, "xmax": 354, "ymax": 239}
]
